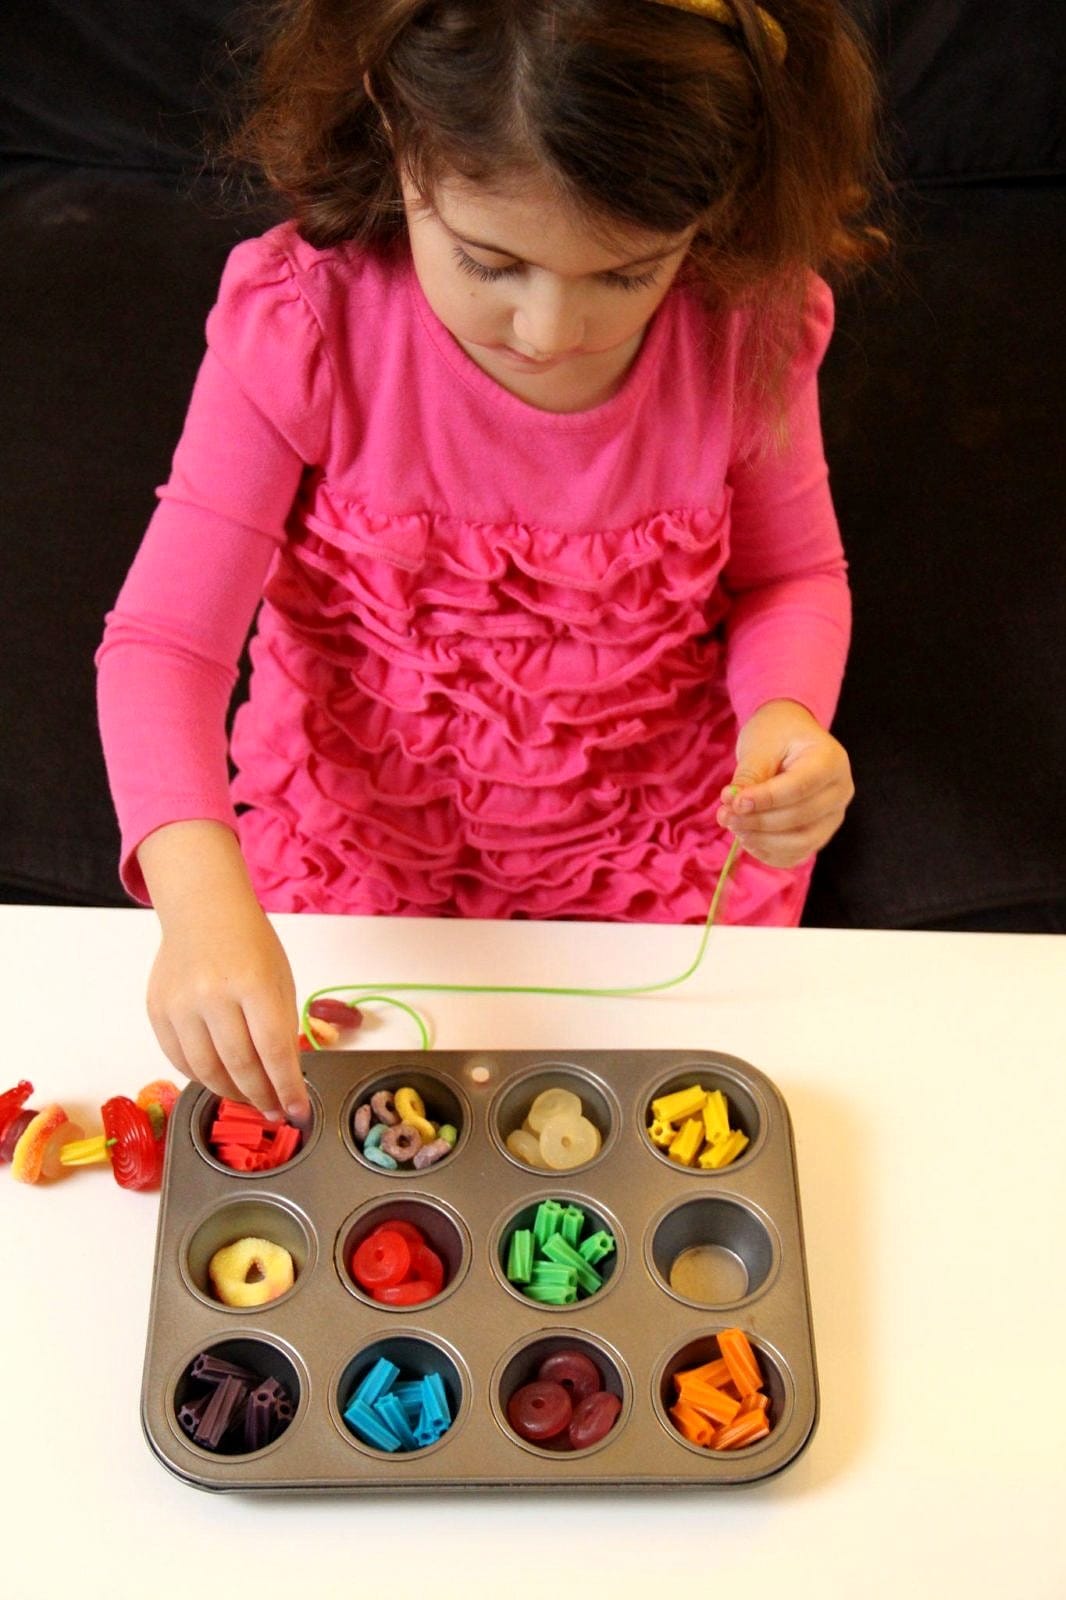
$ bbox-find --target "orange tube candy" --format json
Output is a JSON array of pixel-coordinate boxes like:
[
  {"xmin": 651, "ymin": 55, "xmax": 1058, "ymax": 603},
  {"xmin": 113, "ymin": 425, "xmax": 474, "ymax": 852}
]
[
  {"xmin": 718, "ymin": 1328, "xmax": 763, "ymax": 1398},
  {"xmin": 674, "ymin": 1376, "xmax": 740, "ymax": 1425},
  {"xmin": 669, "ymin": 1401, "xmax": 717, "ymax": 1448},
  {"xmin": 714, "ymin": 1410, "xmax": 771, "ymax": 1450}
]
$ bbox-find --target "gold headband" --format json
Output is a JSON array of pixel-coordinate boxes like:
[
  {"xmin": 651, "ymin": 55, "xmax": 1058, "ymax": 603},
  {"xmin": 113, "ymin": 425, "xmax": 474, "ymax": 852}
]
[{"xmin": 646, "ymin": 0, "xmax": 787, "ymax": 64}]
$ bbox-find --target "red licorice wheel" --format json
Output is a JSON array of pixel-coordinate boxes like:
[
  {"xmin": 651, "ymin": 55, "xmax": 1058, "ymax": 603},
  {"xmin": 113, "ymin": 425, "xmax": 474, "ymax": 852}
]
[
  {"xmin": 507, "ymin": 1380, "xmax": 573, "ymax": 1443},
  {"xmin": 536, "ymin": 1349, "xmax": 602, "ymax": 1403},
  {"xmin": 567, "ymin": 1389, "xmax": 621, "ymax": 1450},
  {"xmin": 352, "ymin": 1229, "xmax": 411, "ymax": 1289},
  {"xmin": 409, "ymin": 1242, "xmax": 445, "ymax": 1295},
  {"xmin": 368, "ymin": 1219, "xmax": 426, "ymax": 1249},
  {"xmin": 101, "ymin": 1096, "xmax": 163, "ymax": 1190},
  {"xmin": 371, "ymin": 1278, "xmax": 439, "ymax": 1306}
]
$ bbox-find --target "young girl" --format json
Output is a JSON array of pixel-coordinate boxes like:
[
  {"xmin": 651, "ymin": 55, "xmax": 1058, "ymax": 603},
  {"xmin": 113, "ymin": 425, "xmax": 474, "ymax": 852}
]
[{"xmin": 97, "ymin": 0, "xmax": 884, "ymax": 1123}]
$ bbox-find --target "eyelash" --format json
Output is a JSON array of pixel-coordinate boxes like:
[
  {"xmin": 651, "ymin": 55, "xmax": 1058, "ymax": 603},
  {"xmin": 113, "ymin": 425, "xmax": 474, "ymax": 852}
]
[{"xmin": 451, "ymin": 244, "xmax": 662, "ymax": 293}]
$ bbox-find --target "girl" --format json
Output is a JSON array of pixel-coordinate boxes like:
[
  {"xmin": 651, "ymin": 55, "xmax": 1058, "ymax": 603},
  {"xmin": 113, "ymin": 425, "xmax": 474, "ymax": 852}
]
[{"xmin": 97, "ymin": 0, "xmax": 885, "ymax": 1123}]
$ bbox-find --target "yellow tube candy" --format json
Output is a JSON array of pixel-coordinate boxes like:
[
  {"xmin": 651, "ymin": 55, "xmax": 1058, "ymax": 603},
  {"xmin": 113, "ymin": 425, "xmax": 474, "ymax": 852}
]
[
  {"xmin": 701, "ymin": 1089, "xmax": 731, "ymax": 1145},
  {"xmin": 668, "ymin": 1115, "xmax": 704, "ymax": 1167},
  {"xmin": 647, "ymin": 1116, "xmax": 677, "ymax": 1148},
  {"xmin": 651, "ymin": 1084, "xmax": 707, "ymax": 1124},
  {"xmin": 698, "ymin": 1128, "xmax": 749, "ymax": 1169}
]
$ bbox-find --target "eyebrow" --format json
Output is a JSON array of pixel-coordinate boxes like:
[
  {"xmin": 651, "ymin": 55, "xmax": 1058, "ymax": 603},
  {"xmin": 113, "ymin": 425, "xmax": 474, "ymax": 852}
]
[{"xmin": 444, "ymin": 222, "xmax": 682, "ymax": 273}]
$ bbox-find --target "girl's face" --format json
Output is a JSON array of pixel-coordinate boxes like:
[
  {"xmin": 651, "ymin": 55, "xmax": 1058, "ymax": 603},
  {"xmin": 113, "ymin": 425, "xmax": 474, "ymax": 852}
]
[{"xmin": 402, "ymin": 170, "xmax": 695, "ymax": 410}]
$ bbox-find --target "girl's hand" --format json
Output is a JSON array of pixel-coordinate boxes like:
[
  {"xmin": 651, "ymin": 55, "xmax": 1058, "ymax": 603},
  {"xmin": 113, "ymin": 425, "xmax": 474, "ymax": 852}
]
[
  {"xmin": 138, "ymin": 821, "xmax": 310, "ymax": 1123},
  {"xmin": 715, "ymin": 699, "xmax": 854, "ymax": 870}
]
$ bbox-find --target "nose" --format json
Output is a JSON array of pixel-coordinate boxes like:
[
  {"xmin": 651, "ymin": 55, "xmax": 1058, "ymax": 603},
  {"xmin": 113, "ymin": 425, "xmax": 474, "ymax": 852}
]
[{"xmin": 512, "ymin": 275, "xmax": 585, "ymax": 358}]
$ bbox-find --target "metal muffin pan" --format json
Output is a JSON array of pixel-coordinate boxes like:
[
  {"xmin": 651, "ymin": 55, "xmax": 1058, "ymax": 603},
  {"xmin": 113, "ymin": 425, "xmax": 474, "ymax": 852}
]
[{"xmin": 141, "ymin": 1049, "xmax": 818, "ymax": 1490}]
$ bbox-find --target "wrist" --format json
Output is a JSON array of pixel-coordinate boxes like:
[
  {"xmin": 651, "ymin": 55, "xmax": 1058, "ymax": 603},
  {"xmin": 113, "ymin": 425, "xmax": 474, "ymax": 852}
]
[{"xmin": 137, "ymin": 820, "xmax": 260, "ymax": 927}]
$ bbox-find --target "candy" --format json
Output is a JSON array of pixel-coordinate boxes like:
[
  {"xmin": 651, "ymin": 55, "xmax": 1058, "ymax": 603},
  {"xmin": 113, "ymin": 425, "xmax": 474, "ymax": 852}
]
[
  {"xmin": 506, "ymin": 1200, "xmax": 615, "ymax": 1306},
  {"xmin": 353, "ymin": 1230, "xmax": 411, "ymax": 1289},
  {"xmin": 379, "ymin": 1122, "xmax": 422, "ymax": 1162},
  {"xmin": 0, "ymin": 1108, "xmax": 34, "ymax": 1164},
  {"xmin": 667, "ymin": 1331, "xmax": 773, "ymax": 1451},
  {"xmin": 646, "ymin": 1083, "xmax": 749, "ymax": 1171},
  {"xmin": 208, "ymin": 1100, "xmax": 304, "ymax": 1172},
  {"xmin": 353, "ymin": 1103, "xmax": 373, "ymax": 1142},
  {"xmin": 507, "ymin": 1380, "xmax": 572, "ymax": 1442},
  {"xmin": 208, "ymin": 1236, "xmax": 295, "ymax": 1307},
  {"xmin": 11, "ymin": 1103, "xmax": 84, "ymax": 1183},
  {"xmin": 370, "ymin": 1090, "xmax": 400, "ymax": 1126},
  {"xmin": 536, "ymin": 1349, "xmax": 601, "ymax": 1403},
  {"xmin": 505, "ymin": 1128, "xmax": 546, "ymax": 1167},
  {"xmin": 342, "ymin": 1359, "xmax": 454, "ymax": 1453},
  {"xmin": 526, "ymin": 1088, "xmax": 583, "ymax": 1133},
  {"xmin": 308, "ymin": 997, "xmax": 363, "ymax": 1030},
  {"xmin": 180, "ymin": 1351, "xmax": 295, "ymax": 1454},
  {"xmin": 304, "ymin": 1014, "xmax": 341, "ymax": 1048},
  {"xmin": 363, "ymin": 1144, "xmax": 399, "ymax": 1170},
  {"xmin": 394, "ymin": 1087, "xmax": 436, "ymax": 1143},
  {"xmin": 351, "ymin": 1221, "xmax": 447, "ymax": 1304},
  {"xmin": 568, "ymin": 1390, "xmax": 622, "ymax": 1449},
  {"xmin": 539, "ymin": 1113, "xmax": 601, "ymax": 1170},
  {"xmin": 0, "ymin": 1081, "xmax": 34, "ymax": 1152},
  {"xmin": 101, "ymin": 1096, "xmax": 163, "ymax": 1189},
  {"xmin": 411, "ymin": 1137, "xmax": 452, "ymax": 1169}
]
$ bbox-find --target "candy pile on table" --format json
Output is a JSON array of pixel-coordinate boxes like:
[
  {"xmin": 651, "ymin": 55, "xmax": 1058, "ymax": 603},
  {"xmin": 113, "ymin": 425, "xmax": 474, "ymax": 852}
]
[
  {"xmin": 0, "ymin": 1077, "xmax": 179, "ymax": 1188},
  {"xmin": 668, "ymin": 1328, "xmax": 773, "ymax": 1450},
  {"xmin": 646, "ymin": 1084, "xmax": 749, "ymax": 1169},
  {"xmin": 349, "ymin": 1218, "xmax": 447, "ymax": 1306},
  {"xmin": 208, "ymin": 1099, "xmax": 304, "ymax": 1172},
  {"xmin": 342, "ymin": 1356, "xmax": 453, "ymax": 1453},
  {"xmin": 507, "ymin": 1346, "xmax": 622, "ymax": 1450},
  {"xmin": 505, "ymin": 1198, "xmax": 616, "ymax": 1306},
  {"xmin": 352, "ymin": 1084, "xmax": 457, "ymax": 1171},
  {"xmin": 177, "ymin": 1351, "xmax": 295, "ymax": 1452},
  {"xmin": 505, "ymin": 1086, "xmax": 602, "ymax": 1170}
]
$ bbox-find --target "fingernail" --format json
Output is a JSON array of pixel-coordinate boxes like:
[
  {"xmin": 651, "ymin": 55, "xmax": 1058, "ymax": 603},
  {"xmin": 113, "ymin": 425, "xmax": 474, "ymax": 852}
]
[
  {"xmin": 735, "ymin": 797, "xmax": 754, "ymax": 813},
  {"xmin": 286, "ymin": 1100, "xmax": 311, "ymax": 1127}
]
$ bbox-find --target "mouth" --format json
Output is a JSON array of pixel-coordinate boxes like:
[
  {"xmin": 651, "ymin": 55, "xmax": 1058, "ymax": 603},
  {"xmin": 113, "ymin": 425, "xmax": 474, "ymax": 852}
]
[{"xmin": 494, "ymin": 347, "xmax": 568, "ymax": 371}]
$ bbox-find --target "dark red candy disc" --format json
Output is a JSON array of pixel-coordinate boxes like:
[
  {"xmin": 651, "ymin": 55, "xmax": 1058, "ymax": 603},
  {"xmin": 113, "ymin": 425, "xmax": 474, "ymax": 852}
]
[
  {"xmin": 536, "ymin": 1348, "xmax": 602, "ymax": 1402},
  {"xmin": 567, "ymin": 1389, "xmax": 622, "ymax": 1450},
  {"xmin": 507, "ymin": 1380, "xmax": 573, "ymax": 1442}
]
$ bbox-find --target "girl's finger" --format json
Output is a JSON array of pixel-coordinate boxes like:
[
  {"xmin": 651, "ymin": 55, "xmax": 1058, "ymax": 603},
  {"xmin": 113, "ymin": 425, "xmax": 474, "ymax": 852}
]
[
  {"xmin": 244, "ymin": 1005, "xmax": 309, "ymax": 1125},
  {"xmin": 173, "ymin": 1012, "xmax": 257, "ymax": 1109},
  {"xmin": 203, "ymin": 1006, "xmax": 287, "ymax": 1119},
  {"xmin": 717, "ymin": 794, "xmax": 844, "ymax": 837}
]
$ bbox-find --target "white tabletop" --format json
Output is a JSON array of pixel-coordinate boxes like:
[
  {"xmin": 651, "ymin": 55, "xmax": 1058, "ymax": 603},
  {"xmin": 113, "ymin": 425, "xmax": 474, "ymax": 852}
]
[{"xmin": 1, "ymin": 905, "xmax": 1063, "ymax": 1600}]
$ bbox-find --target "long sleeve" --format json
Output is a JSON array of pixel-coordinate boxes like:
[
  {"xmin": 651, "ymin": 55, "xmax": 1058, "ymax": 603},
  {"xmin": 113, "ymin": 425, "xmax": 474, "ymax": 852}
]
[
  {"xmin": 722, "ymin": 276, "xmax": 851, "ymax": 731},
  {"xmin": 96, "ymin": 232, "xmax": 332, "ymax": 901}
]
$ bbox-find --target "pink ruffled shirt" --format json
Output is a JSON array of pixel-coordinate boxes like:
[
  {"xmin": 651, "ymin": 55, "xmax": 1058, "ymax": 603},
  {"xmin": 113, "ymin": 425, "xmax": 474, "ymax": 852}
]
[{"xmin": 97, "ymin": 223, "xmax": 849, "ymax": 924}]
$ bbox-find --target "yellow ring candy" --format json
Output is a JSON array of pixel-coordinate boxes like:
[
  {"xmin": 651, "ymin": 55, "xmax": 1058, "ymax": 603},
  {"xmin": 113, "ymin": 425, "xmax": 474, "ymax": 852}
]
[
  {"xmin": 394, "ymin": 1086, "xmax": 436, "ymax": 1143},
  {"xmin": 208, "ymin": 1236, "xmax": 295, "ymax": 1307}
]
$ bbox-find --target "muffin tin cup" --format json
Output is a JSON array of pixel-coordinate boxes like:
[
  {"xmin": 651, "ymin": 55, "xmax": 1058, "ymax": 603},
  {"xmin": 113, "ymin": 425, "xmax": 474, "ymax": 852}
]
[
  {"xmin": 335, "ymin": 1194, "xmax": 471, "ymax": 1311},
  {"xmin": 490, "ymin": 1062, "xmax": 620, "ymax": 1175},
  {"xmin": 143, "ymin": 1048, "xmax": 817, "ymax": 1489},
  {"xmin": 341, "ymin": 1068, "xmax": 471, "ymax": 1176},
  {"xmin": 190, "ymin": 1084, "xmax": 325, "ymax": 1177}
]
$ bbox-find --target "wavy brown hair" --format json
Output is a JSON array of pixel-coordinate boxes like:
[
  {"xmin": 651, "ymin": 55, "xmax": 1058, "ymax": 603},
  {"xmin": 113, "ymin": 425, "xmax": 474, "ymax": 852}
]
[{"xmin": 221, "ymin": 0, "xmax": 890, "ymax": 430}]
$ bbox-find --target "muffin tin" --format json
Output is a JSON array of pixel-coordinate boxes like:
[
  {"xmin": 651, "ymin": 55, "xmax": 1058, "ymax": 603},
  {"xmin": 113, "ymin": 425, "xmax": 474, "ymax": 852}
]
[{"xmin": 141, "ymin": 1049, "xmax": 818, "ymax": 1489}]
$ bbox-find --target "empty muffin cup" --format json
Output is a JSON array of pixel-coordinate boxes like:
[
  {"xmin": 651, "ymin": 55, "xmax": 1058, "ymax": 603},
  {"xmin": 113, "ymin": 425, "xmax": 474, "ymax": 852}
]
[
  {"xmin": 343, "ymin": 1069, "xmax": 468, "ymax": 1175},
  {"xmin": 494, "ymin": 1332, "xmax": 629, "ymax": 1457},
  {"xmin": 333, "ymin": 1334, "xmax": 467, "ymax": 1457},
  {"xmin": 492, "ymin": 1063, "xmax": 617, "ymax": 1173},
  {"xmin": 336, "ymin": 1195, "xmax": 469, "ymax": 1310},
  {"xmin": 494, "ymin": 1193, "xmax": 623, "ymax": 1309},
  {"xmin": 648, "ymin": 1196, "xmax": 777, "ymax": 1308},
  {"xmin": 182, "ymin": 1194, "xmax": 315, "ymax": 1311},
  {"xmin": 172, "ymin": 1335, "xmax": 303, "ymax": 1458}
]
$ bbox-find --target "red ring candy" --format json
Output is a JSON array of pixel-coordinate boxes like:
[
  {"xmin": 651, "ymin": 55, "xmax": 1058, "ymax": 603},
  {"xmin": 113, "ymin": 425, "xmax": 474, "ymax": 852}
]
[
  {"xmin": 352, "ymin": 1229, "xmax": 411, "ymax": 1289},
  {"xmin": 372, "ymin": 1278, "xmax": 439, "ymax": 1306},
  {"xmin": 409, "ymin": 1242, "xmax": 445, "ymax": 1295},
  {"xmin": 101, "ymin": 1096, "xmax": 163, "ymax": 1190},
  {"xmin": 567, "ymin": 1389, "xmax": 622, "ymax": 1450},
  {"xmin": 368, "ymin": 1219, "xmax": 426, "ymax": 1249},
  {"xmin": 507, "ymin": 1380, "xmax": 573, "ymax": 1443},
  {"xmin": 536, "ymin": 1349, "xmax": 602, "ymax": 1402}
]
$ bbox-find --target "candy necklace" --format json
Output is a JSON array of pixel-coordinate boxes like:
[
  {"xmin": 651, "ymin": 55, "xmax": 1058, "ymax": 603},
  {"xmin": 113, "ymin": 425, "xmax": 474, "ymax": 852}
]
[{"xmin": 300, "ymin": 837, "xmax": 742, "ymax": 1051}]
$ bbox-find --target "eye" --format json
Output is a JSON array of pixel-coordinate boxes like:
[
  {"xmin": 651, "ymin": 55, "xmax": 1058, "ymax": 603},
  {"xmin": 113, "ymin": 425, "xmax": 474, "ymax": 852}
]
[{"xmin": 451, "ymin": 245, "xmax": 662, "ymax": 293}]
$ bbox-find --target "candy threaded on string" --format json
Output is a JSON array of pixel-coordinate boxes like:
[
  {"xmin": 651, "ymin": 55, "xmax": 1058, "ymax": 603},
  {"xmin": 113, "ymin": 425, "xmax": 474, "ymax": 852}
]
[{"xmin": 299, "ymin": 838, "xmax": 742, "ymax": 1050}]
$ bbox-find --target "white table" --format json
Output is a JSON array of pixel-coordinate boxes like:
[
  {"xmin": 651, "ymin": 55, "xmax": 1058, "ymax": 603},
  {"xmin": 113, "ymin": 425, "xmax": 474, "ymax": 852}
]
[{"xmin": 1, "ymin": 906, "xmax": 1063, "ymax": 1600}]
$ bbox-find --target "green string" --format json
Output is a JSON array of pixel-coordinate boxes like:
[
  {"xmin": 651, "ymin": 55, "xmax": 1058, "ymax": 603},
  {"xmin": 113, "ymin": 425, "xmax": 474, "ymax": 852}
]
[{"xmin": 300, "ymin": 836, "xmax": 743, "ymax": 1051}]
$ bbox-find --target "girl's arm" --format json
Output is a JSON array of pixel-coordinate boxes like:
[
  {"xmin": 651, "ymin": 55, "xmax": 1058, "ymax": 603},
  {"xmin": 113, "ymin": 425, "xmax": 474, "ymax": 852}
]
[
  {"xmin": 718, "ymin": 278, "xmax": 854, "ymax": 867},
  {"xmin": 97, "ymin": 234, "xmax": 329, "ymax": 1116}
]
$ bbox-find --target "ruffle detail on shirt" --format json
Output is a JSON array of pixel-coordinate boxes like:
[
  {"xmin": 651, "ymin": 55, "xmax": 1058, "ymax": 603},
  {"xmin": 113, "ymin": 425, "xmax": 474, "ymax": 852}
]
[{"xmin": 230, "ymin": 490, "xmax": 806, "ymax": 922}]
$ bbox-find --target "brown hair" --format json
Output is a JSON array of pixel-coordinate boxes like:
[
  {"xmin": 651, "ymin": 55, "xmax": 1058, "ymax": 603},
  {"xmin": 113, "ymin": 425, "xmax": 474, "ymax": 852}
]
[{"xmin": 221, "ymin": 0, "xmax": 890, "ymax": 427}]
